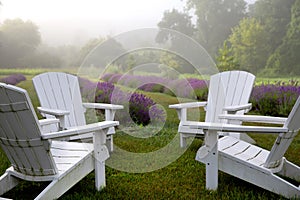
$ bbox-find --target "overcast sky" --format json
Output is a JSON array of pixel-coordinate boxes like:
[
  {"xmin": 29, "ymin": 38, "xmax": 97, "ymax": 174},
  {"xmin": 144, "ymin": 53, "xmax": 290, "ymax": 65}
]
[
  {"xmin": 0, "ymin": 0, "xmax": 255, "ymax": 46},
  {"xmin": 0, "ymin": 0, "xmax": 187, "ymax": 45}
]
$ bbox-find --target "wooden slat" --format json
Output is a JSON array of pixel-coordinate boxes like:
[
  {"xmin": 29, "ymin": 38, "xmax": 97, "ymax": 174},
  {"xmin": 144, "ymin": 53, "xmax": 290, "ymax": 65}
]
[
  {"xmin": 7, "ymin": 89, "xmax": 49, "ymax": 173},
  {"xmin": 51, "ymin": 140, "xmax": 93, "ymax": 150},
  {"xmin": 218, "ymin": 136, "xmax": 239, "ymax": 150},
  {"xmin": 190, "ymin": 122, "xmax": 288, "ymax": 133},
  {"xmin": 65, "ymin": 73, "xmax": 86, "ymax": 126},
  {"xmin": 50, "ymin": 141, "xmax": 93, "ymax": 173},
  {"xmin": 224, "ymin": 71, "xmax": 238, "ymax": 107},
  {"xmin": 34, "ymin": 72, "xmax": 87, "ymax": 128},
  {"xmin": 231, "ymin": 72, "xmax": 246, "ymax": 106},
  {"xmin": 265, "ymin": 96, "xmax": 300, "ymax": 167},
  {"xmin": 221, "ymin": 140, "xmax": 251, "ymax": 156},
  {"xmin": 234, "ymin": 145, "xmax": 262, "ymax": 161},
  {"xmin": 248, "ymin": 149, "xmax": 269, "ymax": 166},
  {"xmin": 0, "ymin": 83, "xmax": 57, "ymax": 176},
  {"xmin": 206, "ymin": 73, "xmax": 223, "ymax": 122},
  {"xmin": 241, "ymin": 72, "xmax": 255, "ymax": 105},
  {"xmin": 35, "ymin": 75, "xmax": 58, "ymax": 114},
  {"xmin": 54, "ymin": 73, "xmax": 75, "ymax": 127},
  {"xmin": 219, "ymin": 136, "xmax": 270, "ymax": 167}
]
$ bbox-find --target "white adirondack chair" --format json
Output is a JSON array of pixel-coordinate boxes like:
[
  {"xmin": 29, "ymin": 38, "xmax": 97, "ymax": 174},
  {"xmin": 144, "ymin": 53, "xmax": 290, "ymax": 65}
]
[
  {"xmin": 0, "ymin": 83, "xmax": 119, "ymax": 199},
  {"xmin": 169, "ymin": 71, "xmax": 255, "ymax": 148},
  {"xmin": 192, "ymin": 96, "xmax": 300, "ymax": 199},
  {"xmin": 33, "ymin": 72, "xmax": 123, "ymax": 152}
]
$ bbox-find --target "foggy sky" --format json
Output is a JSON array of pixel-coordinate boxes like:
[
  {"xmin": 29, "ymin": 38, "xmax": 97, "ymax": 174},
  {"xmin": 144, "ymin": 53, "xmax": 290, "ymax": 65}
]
[{"xmin": 0, "ymin": 0, "xmax": 256, "ymax": 46}]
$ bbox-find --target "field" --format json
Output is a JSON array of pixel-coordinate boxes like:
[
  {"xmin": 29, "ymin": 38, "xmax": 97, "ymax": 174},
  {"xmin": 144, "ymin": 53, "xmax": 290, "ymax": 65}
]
[{"xmin": 0, "ymin": 69, "xmax": 299, "ymax": 199}]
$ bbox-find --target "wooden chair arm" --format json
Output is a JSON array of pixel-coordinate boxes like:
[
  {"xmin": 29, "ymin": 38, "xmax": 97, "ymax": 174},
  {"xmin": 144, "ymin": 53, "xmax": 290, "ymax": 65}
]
[
  {"xmin": 42, "ymin": 121, "xmax": 119, "ymax": 140},
  {"xmin": 219, "ymin": 114, "xmax": 287, "ymax": 125},
  {"xmin": 169, "ymin": 101, "xmax": 207, "ymax": 109},
  {"xmin": 169, "ymin": 102, "xmax": 207, "ymax": 121},
  {"xmin": 82, "ymin": 103, "xmax": 123, "ymax": 110},
  {"xmin": 223, "ymin": 103, "xmax": 252, "ymax": 114},
  {"xmin": 189, "ymin": 122, "xmax": 288, "ymax": 133},
  {"xmin": 39, "ymin": 118, "xmax": 59, "ymax": 126},
  {"xmin": 38, "ymin": 107, "xmax": 70, "ymax": 116}
]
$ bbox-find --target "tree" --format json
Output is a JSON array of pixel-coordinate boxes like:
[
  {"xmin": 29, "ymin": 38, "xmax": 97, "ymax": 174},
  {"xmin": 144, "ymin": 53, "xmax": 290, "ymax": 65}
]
[
  {"xmin": 266, "ymin": 0, "xmax": 300, "ymax": 75},
  {"xmin": 187, "ymin": 0, "xmax": 247, "ymax": 56},
  {"xmin": 249, "ymin": 0, "xmax": 295, "ymax": 53},
  {"xmin": 228, "ymin": 18, "xmax": 270, "ymax": 74},
  {"xmin": 216, "ymin": 41, "xmax": 240, "ymax": 72},
  {"xmin": 0, "ymin": 18, "xmax": 41, "ymax": 68},
  {"xmin": 156, "ymin": 9, "xmax": 196, "ymax": 46},
  {"xmin": 156, "ymin": 9, "xmax": 196, "ymax": 74},
  {"xmin": 79, "ymin": 37, "xmax": 125, "ymax": 69}
]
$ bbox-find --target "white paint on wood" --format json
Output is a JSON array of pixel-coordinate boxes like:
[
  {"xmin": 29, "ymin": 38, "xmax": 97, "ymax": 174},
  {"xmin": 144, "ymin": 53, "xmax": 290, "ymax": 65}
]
[
  {"xmin": 169, "ymin": 71, "xmax": 256, "ymax": 148},
  {"xmin": 0, "ymin": 83, "xmax": 118, "ymax": 199}
]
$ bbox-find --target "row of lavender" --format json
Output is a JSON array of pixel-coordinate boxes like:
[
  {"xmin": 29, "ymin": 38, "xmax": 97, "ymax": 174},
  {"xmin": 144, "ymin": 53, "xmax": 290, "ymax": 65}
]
[
  {"xmin": 101, "ymin": 73, "xmax": 300, "ymax": 117},
  {"xmin": 1, "ymin": 73, "xmax": 299, "ymax": 121},
  {"xmin": 251, "ymin": 80, "xmax": 300, "ymax": 116},
  {"xmin": 101, "ymin": 73, "xmax": 209, "ymax": 101}
]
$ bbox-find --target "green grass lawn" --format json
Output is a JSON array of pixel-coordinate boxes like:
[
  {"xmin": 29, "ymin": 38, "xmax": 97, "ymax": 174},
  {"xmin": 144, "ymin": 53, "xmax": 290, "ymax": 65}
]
[{"xmin": 0, "ymin": 72, "xmax": 299, "ymax": 199}]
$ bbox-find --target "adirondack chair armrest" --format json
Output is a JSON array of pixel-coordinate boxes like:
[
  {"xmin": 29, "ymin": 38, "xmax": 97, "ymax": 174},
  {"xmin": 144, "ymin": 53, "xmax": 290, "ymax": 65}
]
[
  {"xmin": 39, "ymin": 118, "xmax": 60, "ymax": 126},
  {"xmin": 223, "ymin": 103, "xmax": 252, "ymax": 114},
  {"xmin": 169, "ymin": 101, "xmax": 208, "ymax": 109},
  {"xmin": 189, "ymin": 122, "xmax": 288, "ymax": 133},
  {"xmin": 41, "ymin": 121, "xmax": 119, "ymax": 140},
  {"xmin": 82, "ymin": 103, "xmax": 124, "ymax": 110},
  {"xmin": 169, "ymin": 102, "xmax": 207, "ymax": 121},
  {"xmin": 37, "ymin": 107, "xmax": 70, "ymax": 116},
  {"xmin": 219, "ymin": 114, "xmax": 287, "ymax": 125},
  {"xmin": 38, "ymin": 107, "xmax": 70, "ymax": 130},
  {"xmin": 83, "ymin": 103, "xmax": 124, "ymax": 121}
]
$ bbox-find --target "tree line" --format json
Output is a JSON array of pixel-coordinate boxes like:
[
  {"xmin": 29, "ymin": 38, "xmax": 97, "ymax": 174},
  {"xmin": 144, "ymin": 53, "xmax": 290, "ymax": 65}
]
[
  {"xmin": 157, "ymin": 0, "xmax": 300, "ymax": 76},
  {"xmin": 1, "ymin": 0, "xmax": 299, "ymax": 77}
]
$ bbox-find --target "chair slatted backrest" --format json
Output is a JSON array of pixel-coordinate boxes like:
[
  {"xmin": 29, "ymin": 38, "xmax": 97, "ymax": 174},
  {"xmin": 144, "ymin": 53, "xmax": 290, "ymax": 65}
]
[
  {"xmin": 0, "ymin": 83, "xmax": 57, "ymax": 176},
  {"xmin": 33, "ymin": 72, "xmax": 86, "ymax": 128},
  {"xmin": 205, "ymin": 71, "xmax": 255, "ymax": 123},
  {"xmin": 265, "ymin": 96, "xmax": 300, "ymax": 168}
]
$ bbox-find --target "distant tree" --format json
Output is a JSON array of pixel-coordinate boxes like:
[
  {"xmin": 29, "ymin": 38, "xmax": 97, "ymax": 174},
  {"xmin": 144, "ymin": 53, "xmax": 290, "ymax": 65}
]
[
  {"xmin": 156, "ymin": 9, "xmax": 196, "ymax": 47},
  {"xmin": 0, "ymin": 18, "xmax": 41, "ymax": 68},
  {"xmin": 249, "ymin": 0, "xmax": 295, "ymax": 53},
  {"xmin": 79, "ymin": 37, "xmax": 125, "ymax": 69},
  {"xmin": 228, "ymin": 18, "xmax": 270, "ymax": 74},
  {"xmin": 266, "ymin": 0, "xmax": 300, "ymax": 75},
  {"xmin": 187, "ymin": 0, "xmax": 247, "ymax": 56},
  {"xmin": 216, "ymin": 41, "xmax": 240, "ymax": 72},
  {"xmin": 156, "ymin": 9, "xmax": 198, "ymax": 74}
]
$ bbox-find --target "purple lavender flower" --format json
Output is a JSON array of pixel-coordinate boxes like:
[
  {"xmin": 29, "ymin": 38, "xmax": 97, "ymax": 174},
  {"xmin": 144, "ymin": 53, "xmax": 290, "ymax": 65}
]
[
  {"xmin": 79, "ymin": 76, "xmax": 165, "ymax": 126},
  {"xmin": 0, "ymin": 74, "xmax": 26, "ymax": 85},
  {"xmin": 250, "ymin": 81, "xmax": 300, "ymax": 116}
]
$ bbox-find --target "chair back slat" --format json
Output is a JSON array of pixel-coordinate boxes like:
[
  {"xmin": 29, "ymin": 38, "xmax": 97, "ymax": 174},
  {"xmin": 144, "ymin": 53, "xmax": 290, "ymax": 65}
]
[
  {"xmin": 265, "ymin": 96, "xmax": 300, "ymax": 168},
  {"xmin": 33, "ymin": 72, "xmax": 86, "ymax": 128},
  {"xmin": 205, "ymin": 71, "xmax": 255, "ymax": 123},
  {"xmin": 0, "ymin": 83, "xmax": 57, "ymax": 176}
]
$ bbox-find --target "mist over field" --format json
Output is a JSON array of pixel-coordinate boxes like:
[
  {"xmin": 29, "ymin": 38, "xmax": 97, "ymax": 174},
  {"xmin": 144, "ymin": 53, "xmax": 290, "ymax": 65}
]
[{"xmin": 1, "ymin": 0, "xmax": 256, "ymax": 46}]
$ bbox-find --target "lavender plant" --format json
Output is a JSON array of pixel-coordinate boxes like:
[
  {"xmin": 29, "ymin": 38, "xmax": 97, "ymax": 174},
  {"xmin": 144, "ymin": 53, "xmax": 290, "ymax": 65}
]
[
  {"xmin": 79, "ymin": 77, "xmax": 165, "ymax": 126},
  {"xmin": 0, "ymin": 74, "xmax": 26, "ymax": 85},
  {"xmin": 101, "ymin": 73, "xmax": 208, "ymax": 100},
  {"xmin": 250, "ymin": 81, "xmax": 300, "ymax": 116}
]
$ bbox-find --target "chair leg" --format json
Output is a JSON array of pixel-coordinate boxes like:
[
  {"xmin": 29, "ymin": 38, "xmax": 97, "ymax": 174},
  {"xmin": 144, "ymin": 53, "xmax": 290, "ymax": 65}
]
[
  {"xmin": 107, "ymin": 135, "xmax": 114, "ymax": 152},
  {"xmin": 0, "ymin": 169, "xmax": 20, "ymax": 196},
  {"xmin": 279, "ymin": 159, "xmax": 300, "ymax": 181},
  {"xmin": 180, "ymin": 133, "xmax": 187, "ymax": 148},
  {"xmin": 204, "ymin": 130, "xmax": 218, "ymax": 190},
  {"xmin": 94, "ymin": 129, "xmax": 110, "ymax": 191}
]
